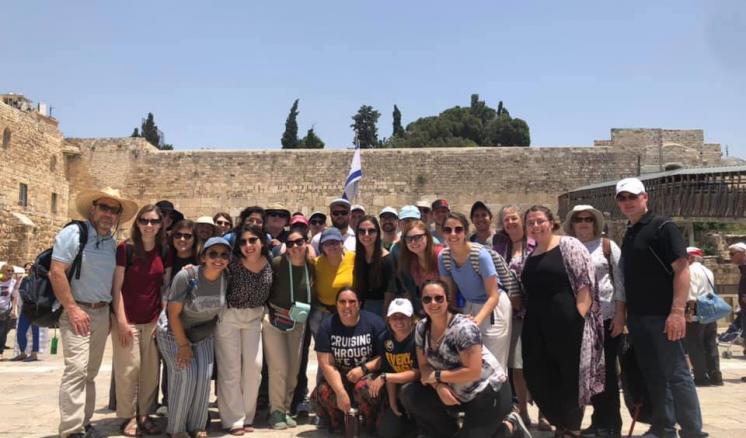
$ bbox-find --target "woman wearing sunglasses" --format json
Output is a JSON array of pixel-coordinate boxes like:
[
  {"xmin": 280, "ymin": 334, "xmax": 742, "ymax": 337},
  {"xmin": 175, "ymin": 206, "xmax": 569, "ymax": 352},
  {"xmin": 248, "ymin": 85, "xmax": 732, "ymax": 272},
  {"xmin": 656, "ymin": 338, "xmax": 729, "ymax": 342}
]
[
  {"xmin": 563, "ymin": 205, "xmax": 625, "ymax": 438},
  {"xmin": 111, "ymin": 204, "xmax": 170, "ymax": 436},
  {"xmin": 157, "ymin": 236, "xmax": 230, "ymax": 438},
  {"xmin": 353, "ymin": 215, "xmax": 396, "ymax": 318},
  {"xmin": 521, "ymin": 205, "xmax": 604, "ymax": 438},
  {"xmin": 438, "ymin": 212, "xmax": 512, "ymax": 368},
  {"xmin": 263, "ymin": 229, "xmax": 314, "ymax": 430},
  {"xmin": 310, "ymin": 228, "xmax": 356, "ymax": 335},
  {"xmin": 400, "ymin": 280, "xmax": 529, "ymax": 438},
  {"xmin": 170, "ymin": 220, "xmax": 200, "ymax": 282},
  {"xmin": 216, "ymin": 225, "xmax": 273, "ymax": 435},
  {"xmin": 213, "ymin": 212, "xmax": 233, "ymax": 236},
  {"xmin": 397, "ymin": 220, "xmax": 444, "ymax": 315}
]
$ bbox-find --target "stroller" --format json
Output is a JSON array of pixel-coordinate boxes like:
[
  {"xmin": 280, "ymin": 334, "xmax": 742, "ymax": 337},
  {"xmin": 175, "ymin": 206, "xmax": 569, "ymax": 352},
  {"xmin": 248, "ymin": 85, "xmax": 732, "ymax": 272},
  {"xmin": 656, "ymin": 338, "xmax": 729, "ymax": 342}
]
[{"xmin": 718, "ymin": 309, "xmax": 743, "ymax": 359}]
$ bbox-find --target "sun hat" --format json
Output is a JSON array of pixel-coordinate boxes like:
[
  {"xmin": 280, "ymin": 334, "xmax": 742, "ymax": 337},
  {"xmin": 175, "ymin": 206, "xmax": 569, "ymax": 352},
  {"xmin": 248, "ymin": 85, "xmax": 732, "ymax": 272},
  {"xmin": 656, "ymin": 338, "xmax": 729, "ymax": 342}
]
[
  {"xmin": 155, "ymin": 200, "xmax": 184, "ymax": 223},
  {"xmin": 728, "ymin": 242, "xmax": 746, "ymax": 253},
  {"xmin": 562, "ymin": 205, "xmax": 604, "ymax": 238},
  {"xmin": 195, "ymin": 216, "xmax": 216, "ymax": 227},
  {"xmin": 75, "ymin": 187, "xmax": 138, "ymax": 223},
  {"xmin": 415, "ymin": 200, "xmax": 431, "ymax": 210},
  {"xmin": 265, "ymin": 203, "xmax": 291, "ymax": 216},
  {"xmin": 387, "ymin": 298, "xmax": 414, "ymax": 318}
]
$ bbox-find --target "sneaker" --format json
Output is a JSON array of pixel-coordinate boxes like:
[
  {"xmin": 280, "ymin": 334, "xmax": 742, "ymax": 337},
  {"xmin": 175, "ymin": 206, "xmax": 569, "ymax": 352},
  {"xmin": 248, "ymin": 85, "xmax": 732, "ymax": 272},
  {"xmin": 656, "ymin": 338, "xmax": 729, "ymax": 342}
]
[
  {"xmin": 156, "ymin": 405, "xmax": 168, "ymax": 416},
  {"xmin": 595, "ymin": 428, "xmax": 622, "ymax": 438},
  {"xmin": 9, "ymin": 353, "xmax": 27, "ymax": 361},
  {"xmin": 268, "ymin": 410, "xmax": 288, "ymax": 430},
  {"xmin": 295, "ymin": 398, "xmax": 311, "ymax": 417},
  {"xmin": 284, "ymin": 413, "xmax": 297, "ymax": 428},
  {"xmin": 505, "ymin": 411, "xmax": 532, "ymax": 438},
  {"xmin": 709, "ymin": 371, "xmax": 724, "ymax": 386}
]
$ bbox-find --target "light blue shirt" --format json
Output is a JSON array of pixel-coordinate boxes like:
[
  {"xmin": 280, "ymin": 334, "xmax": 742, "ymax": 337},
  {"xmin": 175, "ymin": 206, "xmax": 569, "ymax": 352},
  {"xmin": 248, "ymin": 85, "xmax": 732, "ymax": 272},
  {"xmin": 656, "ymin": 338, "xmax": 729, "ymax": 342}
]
[
  {"xmin": 52, "ymin": 221, "xmax": 117, "ymax": 303},
  {"xmin": 438, "ymin": 247, "xmax": 497, "ymax": 304}
]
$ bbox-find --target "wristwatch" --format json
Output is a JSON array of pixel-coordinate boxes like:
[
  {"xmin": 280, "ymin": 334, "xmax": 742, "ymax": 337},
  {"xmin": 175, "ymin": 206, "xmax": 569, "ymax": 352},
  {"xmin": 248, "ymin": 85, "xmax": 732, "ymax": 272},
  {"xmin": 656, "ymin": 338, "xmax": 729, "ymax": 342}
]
[{"xmin": 435, "ymin": 369, "xmax": 442, "ymax": 383}]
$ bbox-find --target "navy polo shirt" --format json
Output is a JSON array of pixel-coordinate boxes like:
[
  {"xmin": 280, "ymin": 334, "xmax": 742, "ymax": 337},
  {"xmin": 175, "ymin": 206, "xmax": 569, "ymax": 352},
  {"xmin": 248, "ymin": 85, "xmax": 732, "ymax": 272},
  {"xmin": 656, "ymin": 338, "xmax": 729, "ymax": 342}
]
[{"xmin": 621, "ymin": 211, "xmax": 688, "ymax": 316}]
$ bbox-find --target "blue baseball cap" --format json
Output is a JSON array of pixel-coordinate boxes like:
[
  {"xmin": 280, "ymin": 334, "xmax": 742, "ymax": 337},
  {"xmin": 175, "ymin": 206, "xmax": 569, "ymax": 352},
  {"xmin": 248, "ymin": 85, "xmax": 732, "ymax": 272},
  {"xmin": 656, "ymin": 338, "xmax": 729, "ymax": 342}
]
[
  {"xmin": 398, "ymin": 205, "xmax": 421, "ymax": 220},
  {"xmin": 203, "ymin": 236, "xmax": 231, "ymax": 252},
  {"xmin": 319, "ymin": 228, "xmax": 344, "ymax": 245}
]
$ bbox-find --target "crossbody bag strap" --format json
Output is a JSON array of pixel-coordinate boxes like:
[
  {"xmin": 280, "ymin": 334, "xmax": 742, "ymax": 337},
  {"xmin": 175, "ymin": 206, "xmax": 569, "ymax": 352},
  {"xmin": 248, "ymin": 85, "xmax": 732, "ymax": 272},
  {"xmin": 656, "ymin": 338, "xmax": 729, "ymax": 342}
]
[{"xmin": 287, "ymin": 256, "xmax": 311, "ymax": 304}]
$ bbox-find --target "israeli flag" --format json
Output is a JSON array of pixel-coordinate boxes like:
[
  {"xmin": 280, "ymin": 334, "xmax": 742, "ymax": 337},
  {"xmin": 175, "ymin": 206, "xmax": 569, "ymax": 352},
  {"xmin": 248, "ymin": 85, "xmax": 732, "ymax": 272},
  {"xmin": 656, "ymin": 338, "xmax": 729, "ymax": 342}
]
[{"xmin": 342, "ymin": 145, "xmax": 362, "ymax": 201}]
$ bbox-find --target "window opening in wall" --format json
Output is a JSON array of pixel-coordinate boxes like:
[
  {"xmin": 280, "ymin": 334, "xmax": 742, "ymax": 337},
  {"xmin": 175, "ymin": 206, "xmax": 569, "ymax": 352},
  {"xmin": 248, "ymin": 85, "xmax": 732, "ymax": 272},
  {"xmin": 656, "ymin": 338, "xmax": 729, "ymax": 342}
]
[
  {"xmin": 51, "ymin": 193, "xmax": 58, "ymax": 214},
  {"xmin": 2, "ymin": 127, "xmax": 10, "ymax": 148},
  {"xmin": 19, "ymin": 183, "xmax": 28, "ymax": 207}
]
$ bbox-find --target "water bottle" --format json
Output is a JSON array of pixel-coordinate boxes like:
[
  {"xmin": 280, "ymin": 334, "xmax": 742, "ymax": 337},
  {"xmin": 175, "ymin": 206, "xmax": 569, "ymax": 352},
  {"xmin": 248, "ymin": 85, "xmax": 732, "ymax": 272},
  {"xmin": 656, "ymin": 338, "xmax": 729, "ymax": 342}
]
[
  {"xmin": 345, "ymin": 407, "xmax": 359, "ymax": 438},
  {"xmin": 50, "ymin": 330, "xmax": 58, "ymax": 355}
]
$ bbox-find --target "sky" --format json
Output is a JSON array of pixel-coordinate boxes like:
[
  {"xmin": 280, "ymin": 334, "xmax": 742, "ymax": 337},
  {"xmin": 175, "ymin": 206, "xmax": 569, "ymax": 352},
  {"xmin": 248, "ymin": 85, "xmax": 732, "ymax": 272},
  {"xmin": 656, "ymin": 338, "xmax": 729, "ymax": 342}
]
[{"xmin": 2, "ymin": 1, "xmax": 745, "ymax": 157}]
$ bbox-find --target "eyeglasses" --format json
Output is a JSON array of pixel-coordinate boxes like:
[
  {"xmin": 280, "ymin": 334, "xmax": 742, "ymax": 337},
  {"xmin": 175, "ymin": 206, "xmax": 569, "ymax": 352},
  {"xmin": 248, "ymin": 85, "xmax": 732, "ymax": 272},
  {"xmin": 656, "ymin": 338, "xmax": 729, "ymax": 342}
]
[
  {"xmin": 216, "ymin": 220, "xmax": 231, "ymax": 227},
  {"xmin": 286, "ymin": 238, "xmax": 306, "ymax": 248},
  {"xmin": 421, "ymin": 295, "xmax": 446, "ymax": 304},
  {"xmin": 616, "ymin": 193, "xmax": 640, "ymax": 202},
  {"xmin": 206, "ymin": 251, "xmax": 230, "ymax": 260},
  {"xmin": 526, "ymin": 219, "xmax": 548, "ymax": 227},
  {"xmin": 94, "ymin": 202, "xmax": 122, "ymax": 215},
  {"xmin": 239, "ymin": 237, "xmax": 260, "ymax": 246},
  {"xmin": 173, "ymin": 232, "xmax": 193, "ymax": 240},
  {"xmin": 268, "ymin": 212, "xmax": 289, "ymax": 219},
  {"xmin": 404, "ymin": 233, "xmax": 426, "ymax": 244},
  {"xmin": 331, "ymin": 210, "xmax": 349, "ymax": 216},
  {"xmin": 310, "ymin": 219, "xmax": 325, "ymax": 226},
  {"xmin": 357, "ymin": 228, "xmax": 378, "ymax": 236},
  {"xmin": 442, "ymin": 226, "xmax": 465, "ymax": 235},
  {"xmin": 572, "ymin": 216, "xmax": 595, "ymax": 224},
  {"xmin": 138, "ymin": 218, "xmax": 162, "ymax": 226}
]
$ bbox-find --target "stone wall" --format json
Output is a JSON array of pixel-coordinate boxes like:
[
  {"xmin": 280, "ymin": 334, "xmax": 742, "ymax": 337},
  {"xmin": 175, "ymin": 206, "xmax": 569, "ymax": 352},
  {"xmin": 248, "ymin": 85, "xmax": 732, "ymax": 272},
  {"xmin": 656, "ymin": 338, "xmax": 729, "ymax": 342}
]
[{"xmin": 0, "ymin": 101, "xmax": 70, "ymax": 265}]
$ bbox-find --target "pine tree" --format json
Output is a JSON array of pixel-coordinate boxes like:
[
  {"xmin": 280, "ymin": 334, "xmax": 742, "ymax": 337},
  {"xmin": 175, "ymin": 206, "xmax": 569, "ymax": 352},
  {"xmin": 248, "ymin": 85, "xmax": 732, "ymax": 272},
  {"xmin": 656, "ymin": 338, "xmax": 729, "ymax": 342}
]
[
  {"xmin": 140, "ymin": 113, "xmax": 160, "ymax": 147},
  {"xmin": 351, "ymin": 105, "xmax": 381, "ymax": 148},
  {"xmin": 392, "ymin": 105, "xmax": 404, "ymax": 137},
  {"xmin": 281, "ymin": 99, "xmax": 300, "ymax": 149},
  {"xmin": 131, "ymin": 128, "xmax": 140, "ymax": 137},
  {"xmin": 298, "ymin": 128, "xmax": 325, "ymax": 149}
]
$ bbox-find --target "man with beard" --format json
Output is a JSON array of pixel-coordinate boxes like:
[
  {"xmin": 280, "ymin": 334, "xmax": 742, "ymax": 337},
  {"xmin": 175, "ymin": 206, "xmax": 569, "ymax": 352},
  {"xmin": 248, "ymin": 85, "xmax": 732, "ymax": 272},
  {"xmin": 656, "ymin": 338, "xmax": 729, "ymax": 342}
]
[
  {"xmin": 430, "ymin": 199, "xmax": 450, "ymax": 243},
  {"xmin": 311, "ymin": 198, "xmax": 356, "ymax": 253},
  {"xmin": 379, "ymin": 207, "xmax": 399, "ymax": 251},
  {"xmin": 51, "ymin": 187, "xmax": 137, "ymax": 438}
]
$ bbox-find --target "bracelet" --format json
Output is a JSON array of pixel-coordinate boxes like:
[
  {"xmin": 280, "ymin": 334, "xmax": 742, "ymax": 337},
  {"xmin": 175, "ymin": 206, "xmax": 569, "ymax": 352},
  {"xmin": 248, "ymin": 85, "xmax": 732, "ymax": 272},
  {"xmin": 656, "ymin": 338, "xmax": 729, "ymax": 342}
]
[
  {"xmin": 435, "ymin": 369, "xmax": 442, "ymax": 383},
  {"xmin": 360, "ymin": 363, "xmax": 369, "ymax": 375},
  {"xmin": 381, "ymin": 373, "xmax": 387, "ymax": 383}
]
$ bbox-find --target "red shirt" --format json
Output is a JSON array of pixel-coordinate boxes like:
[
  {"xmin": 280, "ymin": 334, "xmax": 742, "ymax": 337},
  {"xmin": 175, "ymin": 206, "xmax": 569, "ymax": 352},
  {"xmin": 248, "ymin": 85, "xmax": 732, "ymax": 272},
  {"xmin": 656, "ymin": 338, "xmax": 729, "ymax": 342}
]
[{"xmin": 116, "ymin": 242, "xmax": 172, "ymax": 324}]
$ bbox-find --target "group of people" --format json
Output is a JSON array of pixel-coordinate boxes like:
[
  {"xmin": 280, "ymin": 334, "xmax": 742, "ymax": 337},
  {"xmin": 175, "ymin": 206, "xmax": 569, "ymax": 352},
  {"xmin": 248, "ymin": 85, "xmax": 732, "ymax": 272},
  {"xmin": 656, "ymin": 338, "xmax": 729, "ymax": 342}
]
[
  {"xmin": 0, "ymin": 262, "xmax": 42, "ymax": 362},
  {"xmin": 34, "ymin": 174, "xmax": 724, "ymax": 438}
]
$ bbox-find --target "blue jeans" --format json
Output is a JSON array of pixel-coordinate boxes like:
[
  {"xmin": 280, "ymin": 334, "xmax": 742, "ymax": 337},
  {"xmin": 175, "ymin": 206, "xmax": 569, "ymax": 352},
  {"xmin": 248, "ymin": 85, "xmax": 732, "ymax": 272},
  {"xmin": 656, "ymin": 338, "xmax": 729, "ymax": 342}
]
[
  {"xmin": 627, "ymin": 314, "xmax": 707, "ymax": 438},
  {"xmin": 16, "ymin": 313, "xmax": 41, "ymax": 353}
]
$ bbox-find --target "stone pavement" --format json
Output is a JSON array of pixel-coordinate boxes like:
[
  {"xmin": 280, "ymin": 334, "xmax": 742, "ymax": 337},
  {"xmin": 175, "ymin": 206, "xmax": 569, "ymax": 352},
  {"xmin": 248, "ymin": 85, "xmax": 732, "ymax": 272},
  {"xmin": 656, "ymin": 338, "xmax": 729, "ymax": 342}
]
[{"xmin": 1, "ymin": 328, "xmax": 745, "ymax": 437}]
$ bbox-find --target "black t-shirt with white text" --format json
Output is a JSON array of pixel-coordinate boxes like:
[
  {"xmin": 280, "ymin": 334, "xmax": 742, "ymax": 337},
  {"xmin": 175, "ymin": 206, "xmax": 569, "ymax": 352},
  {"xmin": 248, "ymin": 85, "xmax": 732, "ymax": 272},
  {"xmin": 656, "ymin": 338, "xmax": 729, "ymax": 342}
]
[{"xmin": 314, "ymin": 310, "xmax": 386, "ymax": 373}]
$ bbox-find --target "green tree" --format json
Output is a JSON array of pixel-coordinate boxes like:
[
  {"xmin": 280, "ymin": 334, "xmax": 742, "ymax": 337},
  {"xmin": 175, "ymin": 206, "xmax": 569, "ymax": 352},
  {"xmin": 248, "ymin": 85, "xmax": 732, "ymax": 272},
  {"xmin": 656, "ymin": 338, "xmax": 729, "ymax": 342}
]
[
  {"xmin": 392, "ymin": 105, "xmax": 404, "ymax": 137},
  {"xmin": 351, "ymin": 105, "xmax": 381, "ymax": 148},
  {"xmin": 137, "ymin": 113, "xmax": 173, "ymax": 150},
  {"xmin": 131, "ymin": 128, "xmax": 140, "ymax": 137},
  {"xmin": 281, "ymin": 99, "xmax": 300, "ymax": 149},
  {"xmin": 298, "ymin": 128, "xmax": 325, "ymax": 149}
]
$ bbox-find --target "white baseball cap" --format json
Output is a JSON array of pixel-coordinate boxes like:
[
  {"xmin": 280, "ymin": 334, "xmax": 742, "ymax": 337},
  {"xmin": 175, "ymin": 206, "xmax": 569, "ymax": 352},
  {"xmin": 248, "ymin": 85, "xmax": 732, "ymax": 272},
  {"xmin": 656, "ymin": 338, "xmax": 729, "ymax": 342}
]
[
  {"xmin": 615, "ymin": 177, "xmax": 646, "ymax": 196},
  {"xmin": 379, "ymin": 206, "xmax": 398, "ymax": 218},
  {"xmin": 387, "ymin": 298, "xmax": 414, "ymax": 318}
]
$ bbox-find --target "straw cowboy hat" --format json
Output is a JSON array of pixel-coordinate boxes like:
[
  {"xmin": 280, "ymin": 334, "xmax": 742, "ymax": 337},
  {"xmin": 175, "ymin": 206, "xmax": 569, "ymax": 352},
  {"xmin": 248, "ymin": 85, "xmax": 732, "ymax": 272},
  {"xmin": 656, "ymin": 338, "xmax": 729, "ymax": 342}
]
[{"xmin": 75, "ymin": 187, "xmax": 138, "ymax": 223}]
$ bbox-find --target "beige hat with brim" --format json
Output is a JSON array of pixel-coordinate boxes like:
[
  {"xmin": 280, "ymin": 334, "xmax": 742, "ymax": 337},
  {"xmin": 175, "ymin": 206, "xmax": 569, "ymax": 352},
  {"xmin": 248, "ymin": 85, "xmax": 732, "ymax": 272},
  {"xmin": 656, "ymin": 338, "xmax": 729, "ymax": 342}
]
[
  {"xmin": 563, "ymin": 204, "xmax": 604, "ymax": 238},
  {"xmin": 75, "ymin": 187, "xmax": 138, "ymax": 223}
]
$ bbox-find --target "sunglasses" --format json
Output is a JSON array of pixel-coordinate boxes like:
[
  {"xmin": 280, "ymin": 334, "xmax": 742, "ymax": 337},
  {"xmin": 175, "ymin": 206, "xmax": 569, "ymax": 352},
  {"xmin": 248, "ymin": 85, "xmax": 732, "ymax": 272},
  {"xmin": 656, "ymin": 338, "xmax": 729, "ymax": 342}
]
[
  {"xmin": 286, "ymin": 237, "xmax": 306, "ymax": 248},
  {"xmin": 331, "ymin": 210, "xmax": 349, "ymax": 216},
  {"xmin": 421, "ymin": 295, "xmax": 446, "ymax": 304},
  {"xmin": 404, "ymin": 233, "xmax": 426, "ymax": 244},
  {"xmin": 572, "ymin": 216, "xmax": 595, "ymax": 224},
  {"xmin": 442, "ymin": 226, "xmax": 464, "ymax": 235},
  {"xmin": 95, "ymin": 202, "xmax": 122, "ymax": 215},
  {"xmin": 207, "ymin": 251, "xmax": 230, "ymax": 260},
  {"xmin": 616, "ymin": 193, "xmax": 640, "ymax": 202},
  {"xmin": 357, "ymin": 228, "xmax": 378, "ymax": 236},
  {"xmin": 216, "ymin": 220, "xmax": 231, "ymax": 227},
  {"xmin": 268, "ymin": 212, "xmax": 289, "ymax": 218},
  {"xmin": 138, "ymin": 218, "xmax": 162, "ymax": 226},
  {"xmin": 239, "ymin": 237, "xmax": 260, "ymax": 246},
  {"xmin": 310, "ymin": 219, "xmax": 325, "ymax": 226},
  {"xmin": 173, "ymin": 232, "xmax": 193, "ymax": 240}
]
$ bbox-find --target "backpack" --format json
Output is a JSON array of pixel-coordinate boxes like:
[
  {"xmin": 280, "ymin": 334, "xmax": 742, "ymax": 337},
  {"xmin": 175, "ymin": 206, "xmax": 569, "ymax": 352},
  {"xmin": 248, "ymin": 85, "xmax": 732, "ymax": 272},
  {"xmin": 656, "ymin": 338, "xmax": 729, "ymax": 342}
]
[
  {"xmin": 440, "ymin": 242, "xmax": 522, "ymax": 298},
  {"xmin": 21, "ymin": 221, "xmax": 88, "ymax": 328}
]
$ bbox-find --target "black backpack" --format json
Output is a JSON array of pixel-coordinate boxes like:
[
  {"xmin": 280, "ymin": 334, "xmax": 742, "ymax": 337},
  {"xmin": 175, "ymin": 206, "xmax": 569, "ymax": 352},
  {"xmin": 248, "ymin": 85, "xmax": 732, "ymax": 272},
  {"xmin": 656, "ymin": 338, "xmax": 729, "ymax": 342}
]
[{"xmin": 21, "ymin": 221, "xmax": 88, "ymax": 328}]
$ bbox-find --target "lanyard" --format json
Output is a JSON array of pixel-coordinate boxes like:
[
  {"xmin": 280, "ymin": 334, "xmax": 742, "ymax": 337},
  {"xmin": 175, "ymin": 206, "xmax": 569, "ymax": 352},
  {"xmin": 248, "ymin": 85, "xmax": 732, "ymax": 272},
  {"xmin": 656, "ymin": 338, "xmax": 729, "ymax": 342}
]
[{"xmin": 287, "ymin": 256, "xmax": 311, "ymax": 303}]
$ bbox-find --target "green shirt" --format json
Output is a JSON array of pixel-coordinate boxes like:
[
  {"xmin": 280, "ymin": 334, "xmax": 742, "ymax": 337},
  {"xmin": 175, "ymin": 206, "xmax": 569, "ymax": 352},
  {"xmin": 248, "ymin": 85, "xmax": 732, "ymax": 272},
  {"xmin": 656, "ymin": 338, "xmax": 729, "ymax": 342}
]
[{"xmin": 268, "ymin": 256, "xmax": 314, "ymax": 310}]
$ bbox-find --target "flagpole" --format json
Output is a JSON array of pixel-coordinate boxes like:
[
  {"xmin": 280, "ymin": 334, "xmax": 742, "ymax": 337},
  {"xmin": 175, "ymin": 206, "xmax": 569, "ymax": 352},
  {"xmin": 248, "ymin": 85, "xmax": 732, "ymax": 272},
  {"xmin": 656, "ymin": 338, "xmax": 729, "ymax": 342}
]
[{"xmin": 342, "ymin": 135, "xmax": 362, "ymax": 203}]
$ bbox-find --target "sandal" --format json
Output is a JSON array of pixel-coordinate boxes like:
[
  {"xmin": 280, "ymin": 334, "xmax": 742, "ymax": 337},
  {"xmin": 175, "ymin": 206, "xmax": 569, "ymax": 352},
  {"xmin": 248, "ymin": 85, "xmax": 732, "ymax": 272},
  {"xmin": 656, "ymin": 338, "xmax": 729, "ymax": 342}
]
[
  {"xmin": 120, "ymin": 418, "xmax": 140, "ymax": 437},
  {"xmin": 228, "ymin": 427, "xmax": 245, "ymax": 436},
  {"xmin": 192, "ymin": 430, "xmax": 208, "ymax": 438},
  {"xmin": 139, "ymin": 417, "xmax": 162, "ymax": 435}
]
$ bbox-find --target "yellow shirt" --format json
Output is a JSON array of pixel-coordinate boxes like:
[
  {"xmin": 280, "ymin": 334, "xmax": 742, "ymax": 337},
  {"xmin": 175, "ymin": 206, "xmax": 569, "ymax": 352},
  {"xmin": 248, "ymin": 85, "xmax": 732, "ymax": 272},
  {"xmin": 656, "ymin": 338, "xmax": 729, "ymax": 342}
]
[{"xmin": 314, "ymin": 251, "xmax": 356, "ymax": 306}]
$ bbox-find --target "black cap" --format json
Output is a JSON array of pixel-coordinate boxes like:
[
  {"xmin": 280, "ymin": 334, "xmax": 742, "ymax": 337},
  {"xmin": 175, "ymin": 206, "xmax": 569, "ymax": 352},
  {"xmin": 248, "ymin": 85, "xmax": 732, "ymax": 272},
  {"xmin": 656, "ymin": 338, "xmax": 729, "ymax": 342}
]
[{"xmin": 470, "ymin": 201, "xmax": 492, "ymax": 218}]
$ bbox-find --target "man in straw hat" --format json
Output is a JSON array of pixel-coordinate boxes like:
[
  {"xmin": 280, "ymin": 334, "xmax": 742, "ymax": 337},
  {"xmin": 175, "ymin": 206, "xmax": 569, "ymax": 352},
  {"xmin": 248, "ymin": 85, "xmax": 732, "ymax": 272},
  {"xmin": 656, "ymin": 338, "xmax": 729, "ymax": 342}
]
[{"xmin": 49, "ymin": 187, "xmax": 137, "ymax": 438}]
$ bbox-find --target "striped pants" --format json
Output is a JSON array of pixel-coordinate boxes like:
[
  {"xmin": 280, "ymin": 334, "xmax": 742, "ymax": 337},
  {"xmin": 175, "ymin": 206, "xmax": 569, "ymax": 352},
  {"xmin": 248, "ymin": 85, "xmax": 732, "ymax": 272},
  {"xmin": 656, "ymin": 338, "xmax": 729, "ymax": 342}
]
[{"xmin": 156, "ymin": 328, "xmax": 214, "ymax": 435}]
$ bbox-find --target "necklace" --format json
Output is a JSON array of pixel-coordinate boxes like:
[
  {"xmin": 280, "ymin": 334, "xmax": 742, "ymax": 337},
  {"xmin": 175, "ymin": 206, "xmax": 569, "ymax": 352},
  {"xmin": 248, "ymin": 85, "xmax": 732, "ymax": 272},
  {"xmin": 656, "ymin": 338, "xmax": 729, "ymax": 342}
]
[{"xmin": 429, "ymin": 314, "xmax": 452, "ymax": 350}]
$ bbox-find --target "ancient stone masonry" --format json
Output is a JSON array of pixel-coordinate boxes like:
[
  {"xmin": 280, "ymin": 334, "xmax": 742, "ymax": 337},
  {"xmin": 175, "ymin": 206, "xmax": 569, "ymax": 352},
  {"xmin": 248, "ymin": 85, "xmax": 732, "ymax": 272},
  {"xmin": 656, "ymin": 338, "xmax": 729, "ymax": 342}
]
[{"xmin": 0, "ymin": 93, "xmax": 736, "ymax": 265}]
